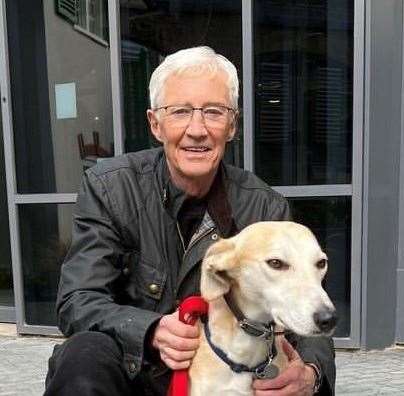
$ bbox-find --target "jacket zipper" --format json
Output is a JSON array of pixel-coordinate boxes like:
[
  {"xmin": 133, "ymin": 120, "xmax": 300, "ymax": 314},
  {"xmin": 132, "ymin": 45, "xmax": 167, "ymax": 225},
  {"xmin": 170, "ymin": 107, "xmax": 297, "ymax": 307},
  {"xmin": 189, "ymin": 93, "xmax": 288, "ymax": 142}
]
[
  {"xmin": 176, "ymin": 222, "xmax": 215, "ymax": 259},
  {"xmin": 176, "ymin": 222, "xmax": 186, "ymax": 253},
  {"xmin": 174, "ymin": 221, "xmax": 216, "ymax": 301}
]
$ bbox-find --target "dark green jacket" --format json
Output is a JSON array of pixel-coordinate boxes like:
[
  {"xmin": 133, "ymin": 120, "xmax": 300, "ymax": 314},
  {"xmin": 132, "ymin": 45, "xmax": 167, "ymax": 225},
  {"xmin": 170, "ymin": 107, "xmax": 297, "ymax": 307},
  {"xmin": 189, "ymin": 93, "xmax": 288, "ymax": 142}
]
[{"xmin": 57, "ymin": 147, "xmax": 335, "ymax": 395}]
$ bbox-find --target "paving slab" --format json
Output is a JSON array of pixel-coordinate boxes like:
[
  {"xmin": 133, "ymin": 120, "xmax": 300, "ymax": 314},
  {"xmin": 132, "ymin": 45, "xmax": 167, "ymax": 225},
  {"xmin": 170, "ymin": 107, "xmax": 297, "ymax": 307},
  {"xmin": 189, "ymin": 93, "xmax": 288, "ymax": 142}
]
[
  {"xmin": 335, "ymin": 347, "xmax": 404, "ymax": 395},
  {"xmin": 0, "ymin": 327, "xmax": 403, "ymax": 395},
  {"xmin": 0, "ymin": 335, "xmax": 59, "ymax": 396}
]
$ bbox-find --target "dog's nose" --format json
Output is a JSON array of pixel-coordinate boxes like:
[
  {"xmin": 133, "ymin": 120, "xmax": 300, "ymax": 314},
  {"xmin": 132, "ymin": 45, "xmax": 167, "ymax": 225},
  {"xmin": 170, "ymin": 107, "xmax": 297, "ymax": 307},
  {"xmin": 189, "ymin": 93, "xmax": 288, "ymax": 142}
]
[{"xmin": 313, "ymin": 308, "xmax": 338, "ymax": 333}]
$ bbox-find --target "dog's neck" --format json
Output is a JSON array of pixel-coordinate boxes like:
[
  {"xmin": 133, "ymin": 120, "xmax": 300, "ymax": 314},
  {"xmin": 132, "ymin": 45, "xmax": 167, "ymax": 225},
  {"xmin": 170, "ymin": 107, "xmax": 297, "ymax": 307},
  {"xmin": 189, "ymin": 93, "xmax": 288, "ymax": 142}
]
[{"xmin": 206, "ymin": 296, "xmax": 288, "ymax": 371}]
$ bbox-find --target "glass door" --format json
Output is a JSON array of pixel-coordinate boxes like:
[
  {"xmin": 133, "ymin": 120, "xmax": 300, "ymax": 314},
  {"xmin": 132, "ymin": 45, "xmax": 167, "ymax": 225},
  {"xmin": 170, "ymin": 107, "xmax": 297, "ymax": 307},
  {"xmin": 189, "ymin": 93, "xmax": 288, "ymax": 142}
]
[
  {"xmin": 252, "ymin": 0, "xmax": 359, "ymax": 346},
  {"xmin": 114, "ymin": 0, "xmax": 360, "ymax": 346},
  {"xmin": 0, "ymin": 86, "xmax": 14, "ymax": 322},
  {"xmin": 119, "ymin": 0, "xmax": 243, "ymax": 166},
  {"xmin": 2, "ymin": 0, "xmax": 113, "ymax": 332}
]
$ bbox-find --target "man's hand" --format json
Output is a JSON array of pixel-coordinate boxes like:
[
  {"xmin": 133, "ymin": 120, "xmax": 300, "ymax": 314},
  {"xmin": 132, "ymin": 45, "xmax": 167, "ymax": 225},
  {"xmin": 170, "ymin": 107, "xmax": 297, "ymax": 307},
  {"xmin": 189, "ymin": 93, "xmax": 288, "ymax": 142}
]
[
  {"xmin": 252, "ymin": 338, "xmax": 317, "ymax": 396},
  {"xmin": 151, "ymin": 311, "xmax": 200, "ymax": 370}
]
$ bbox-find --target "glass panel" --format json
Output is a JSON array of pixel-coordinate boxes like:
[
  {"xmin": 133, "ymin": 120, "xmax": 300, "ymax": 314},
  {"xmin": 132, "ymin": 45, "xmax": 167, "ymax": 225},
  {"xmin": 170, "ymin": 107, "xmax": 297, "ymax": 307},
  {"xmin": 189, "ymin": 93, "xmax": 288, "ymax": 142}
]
[
  {"xmin": 289, "ymin": 196, "xmax": 351, "ymax": 337},
  {"xmin": 254, "ymin": 0, "xmax": 353, "ymax": 185},
  {"xmin": 19, "ymin": 204, "xmax": 73, "ymax": 326},
  {"xmin": 120, "ymin": 0, "xmax": 243, "ymax": 167},
  {"xmin": 78, "ymin": 0, "xmax": 109, "ymax": 41},
  {"xmin": 77, "ymin": 0, "xmax": 88, "ymax": 28},
  {"xmin": 0, "ymin": 89, "xmax": 14, "ymax": 308},
  {"xmin": 6, "ymin": 0, "xmax": 113, "ymax": 193}
]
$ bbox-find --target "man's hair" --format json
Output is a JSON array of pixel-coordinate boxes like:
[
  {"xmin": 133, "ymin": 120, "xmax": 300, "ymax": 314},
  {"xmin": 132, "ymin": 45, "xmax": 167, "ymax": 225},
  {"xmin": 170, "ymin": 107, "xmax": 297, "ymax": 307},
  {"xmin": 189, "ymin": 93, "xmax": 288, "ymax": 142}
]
[{"xmin": 149, "ymin": 46, "xmax": 239, "ymax": 109}]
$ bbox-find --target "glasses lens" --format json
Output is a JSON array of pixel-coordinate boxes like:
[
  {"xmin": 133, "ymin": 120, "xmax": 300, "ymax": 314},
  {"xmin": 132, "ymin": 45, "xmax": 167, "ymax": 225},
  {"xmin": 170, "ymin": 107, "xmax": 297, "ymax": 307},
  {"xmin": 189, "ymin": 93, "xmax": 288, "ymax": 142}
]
[
  {"xmin": 166, "ymin": 106, "xmax": 192, "ymax": 117},
  {"xmin": 163, "ymin": 106, "xmax": 192, "ymax": 127},
  {"xmin": 163, "ymin": 105, "xmax": 232, "ymax": 127},
  {"xmin": 203, "ymin": 106, "xmax": 226, "ymax": 119}
]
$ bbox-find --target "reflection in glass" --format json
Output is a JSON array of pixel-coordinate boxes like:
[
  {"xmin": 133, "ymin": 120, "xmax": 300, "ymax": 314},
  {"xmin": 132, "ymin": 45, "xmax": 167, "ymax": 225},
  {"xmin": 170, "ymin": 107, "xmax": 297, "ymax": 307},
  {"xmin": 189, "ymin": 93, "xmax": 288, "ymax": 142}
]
[
  {"xmin": 120, "ymin": 0, "xmax": 243, "ymax": 167},
  {"xmin": 6, "ymin": 0, "xmax": 113, "ymax": 193},
  {"xmin": 19, "ymin": 204, "xmax": 74, "ymax": 326},
  {"xmin": 254, "ymin": 0, "xmax": 353, "ymax": 185},
  {"xmin": 289, "ymin": 196, "xmax": 351, "ymax": 337},
  {"xmin": 78, "ymin": 0, "xmax": 109, "ymax": 41},
  {"xmin": 0, "ymin": 91, "xmax": 14, "ymax": 308}
]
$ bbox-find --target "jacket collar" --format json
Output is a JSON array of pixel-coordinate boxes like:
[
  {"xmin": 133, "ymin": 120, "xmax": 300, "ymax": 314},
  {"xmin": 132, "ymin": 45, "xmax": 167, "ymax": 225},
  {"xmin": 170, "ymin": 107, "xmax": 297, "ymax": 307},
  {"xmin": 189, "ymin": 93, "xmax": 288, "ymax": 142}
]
[
  {"xmin": 162, "ymin": 159, "xmax": 188, "ymax": 221},
  {"xmin": 157, "ymin": 153, "xmax": 238, "ymax": 238},
  {"xmin": 205, "ymin": 166, "xmax": 238, "ymax": 238}
]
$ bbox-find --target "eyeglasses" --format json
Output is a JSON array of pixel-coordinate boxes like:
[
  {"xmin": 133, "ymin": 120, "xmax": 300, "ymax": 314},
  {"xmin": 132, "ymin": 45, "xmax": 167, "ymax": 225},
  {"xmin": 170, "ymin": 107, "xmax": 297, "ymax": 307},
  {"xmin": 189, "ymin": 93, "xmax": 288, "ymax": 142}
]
[{"xmin": 154, "ymin": 105, "xmax": 236, "ymax": 127}]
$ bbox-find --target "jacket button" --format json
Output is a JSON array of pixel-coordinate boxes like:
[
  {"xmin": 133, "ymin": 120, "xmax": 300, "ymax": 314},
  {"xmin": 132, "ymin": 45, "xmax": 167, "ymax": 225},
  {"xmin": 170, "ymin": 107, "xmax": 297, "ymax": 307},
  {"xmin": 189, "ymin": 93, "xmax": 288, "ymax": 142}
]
[
  {"xmin": 149, "ymin": 283, "xmax": 160, "ymax": 294},
  {"xmin": 211, "ymin": 233, "xmax": 218, "ymax": 240},
  {"xmin": 128, "ymin": 361, "xmax": 137, "ymax": 373},
  {"xmin": 122, "ymin": 267, "xmax": 130, "ymax": 276}
]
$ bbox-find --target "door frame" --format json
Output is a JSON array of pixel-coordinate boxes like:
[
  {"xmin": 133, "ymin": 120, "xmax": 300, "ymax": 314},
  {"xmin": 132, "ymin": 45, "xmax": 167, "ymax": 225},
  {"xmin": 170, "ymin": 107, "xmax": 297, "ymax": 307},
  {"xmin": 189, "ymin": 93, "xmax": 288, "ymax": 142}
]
[
  {"xmin": 240, "ymin": 0, "xmax": 364, "ymax": 348},
  {"xmin": 0, "ymin": 0, "xmax": 365, "ymax": 346}
]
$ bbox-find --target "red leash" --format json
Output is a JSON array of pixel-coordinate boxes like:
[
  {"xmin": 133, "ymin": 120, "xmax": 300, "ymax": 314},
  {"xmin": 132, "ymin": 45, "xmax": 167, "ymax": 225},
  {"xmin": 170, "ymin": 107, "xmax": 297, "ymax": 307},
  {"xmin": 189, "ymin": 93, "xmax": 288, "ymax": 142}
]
[{"xmin": 167, "ymin": 296, "xmax": 209, "ymax": 396}]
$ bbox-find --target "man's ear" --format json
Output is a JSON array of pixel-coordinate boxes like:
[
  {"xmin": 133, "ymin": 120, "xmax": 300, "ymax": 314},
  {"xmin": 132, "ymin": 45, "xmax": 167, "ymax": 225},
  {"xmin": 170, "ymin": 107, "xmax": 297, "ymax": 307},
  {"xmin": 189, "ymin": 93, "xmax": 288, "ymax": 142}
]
[
  {"xmin": 147, "ymin": 109, "xmax": 164, "ymax": 143},
  {"xmin": 200, "ymin": 238, "xmax": 237, "ymax": 301},
  {"xmin": 226, "ymin": 111, "xmax": 238, "ymax": 142}
]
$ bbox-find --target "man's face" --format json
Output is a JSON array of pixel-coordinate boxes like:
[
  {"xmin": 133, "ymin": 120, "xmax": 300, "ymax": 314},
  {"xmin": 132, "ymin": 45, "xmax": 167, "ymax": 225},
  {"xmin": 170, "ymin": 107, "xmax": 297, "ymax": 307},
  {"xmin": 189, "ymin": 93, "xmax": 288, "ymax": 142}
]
[{"xmin": 147, "ymin": 72, "xmax": 236, "ymax": 188}]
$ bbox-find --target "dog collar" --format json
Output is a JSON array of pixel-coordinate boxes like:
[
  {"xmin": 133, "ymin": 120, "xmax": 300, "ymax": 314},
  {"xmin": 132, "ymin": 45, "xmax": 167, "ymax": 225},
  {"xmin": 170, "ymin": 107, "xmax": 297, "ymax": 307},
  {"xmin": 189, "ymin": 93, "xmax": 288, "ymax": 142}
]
[
  {"xmin": 224, "ymin": 292, "xmax": 285, "ymax": 340},
  {"xmin": 203, "ymin": 320, "xmax": 275, "ymax": 375}
]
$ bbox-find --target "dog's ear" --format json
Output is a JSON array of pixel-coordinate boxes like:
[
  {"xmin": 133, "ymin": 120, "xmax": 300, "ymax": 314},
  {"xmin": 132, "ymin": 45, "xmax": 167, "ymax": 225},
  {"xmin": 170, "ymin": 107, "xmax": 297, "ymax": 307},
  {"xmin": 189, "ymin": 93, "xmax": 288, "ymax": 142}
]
[{"xmin": 200, "ymin": 238, "xmax": 237, "ymax": 301}]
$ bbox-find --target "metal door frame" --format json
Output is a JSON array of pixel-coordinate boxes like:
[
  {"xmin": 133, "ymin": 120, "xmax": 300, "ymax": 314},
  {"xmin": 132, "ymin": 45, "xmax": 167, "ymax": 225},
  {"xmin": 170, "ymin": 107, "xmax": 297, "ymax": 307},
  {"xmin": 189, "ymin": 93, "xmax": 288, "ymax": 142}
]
[
  {"xmin": 0, "ymin": 0, "xmax": 124, "ymax": 335},
  {"xmin": 0, "ymin": 0, "xmax": 364, "ymax": 346},
  {"xmin": 241, "ymin": 0, "xmax": 364, "ymax": 348}
]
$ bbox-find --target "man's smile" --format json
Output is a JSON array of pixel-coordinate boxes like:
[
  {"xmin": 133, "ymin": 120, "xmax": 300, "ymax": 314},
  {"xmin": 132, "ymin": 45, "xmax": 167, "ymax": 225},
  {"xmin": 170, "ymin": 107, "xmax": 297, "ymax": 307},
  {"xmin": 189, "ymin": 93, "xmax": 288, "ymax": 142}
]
[
  {"xmin": 181, "ymin": 146, "xmax": 211, "ymax": 153},
  {"xmin": 182, "ymin": 146, "xmax": 210, "ymax": 152}
]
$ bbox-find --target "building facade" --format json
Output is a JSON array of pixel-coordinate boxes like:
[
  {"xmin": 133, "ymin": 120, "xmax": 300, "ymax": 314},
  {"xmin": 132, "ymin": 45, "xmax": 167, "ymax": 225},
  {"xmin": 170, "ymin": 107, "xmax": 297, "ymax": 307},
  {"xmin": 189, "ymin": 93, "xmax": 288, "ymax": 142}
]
[{"xmin": 0, "ymin": 0, "xmax": 403, "ymax": 350}]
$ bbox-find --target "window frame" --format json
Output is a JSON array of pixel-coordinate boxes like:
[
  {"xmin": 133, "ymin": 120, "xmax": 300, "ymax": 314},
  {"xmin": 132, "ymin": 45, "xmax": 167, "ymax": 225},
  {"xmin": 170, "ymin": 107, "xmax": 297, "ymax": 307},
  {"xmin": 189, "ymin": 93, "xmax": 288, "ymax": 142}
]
[
  {"xmin": 74, "ymin": 0, "xmax": 109, "ymax": 46},
  {"xmin": 242, "ymin": 0, "xmax": 363, "ymax": 348}
]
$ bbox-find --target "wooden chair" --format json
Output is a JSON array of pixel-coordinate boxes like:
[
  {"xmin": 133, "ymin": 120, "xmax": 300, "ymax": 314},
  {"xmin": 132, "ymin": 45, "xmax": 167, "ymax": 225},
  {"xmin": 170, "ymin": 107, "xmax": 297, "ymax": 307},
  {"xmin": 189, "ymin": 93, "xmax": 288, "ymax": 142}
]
[{"xmin": 77, "ymin": 131, "xmax": 110, "ymax": 170}]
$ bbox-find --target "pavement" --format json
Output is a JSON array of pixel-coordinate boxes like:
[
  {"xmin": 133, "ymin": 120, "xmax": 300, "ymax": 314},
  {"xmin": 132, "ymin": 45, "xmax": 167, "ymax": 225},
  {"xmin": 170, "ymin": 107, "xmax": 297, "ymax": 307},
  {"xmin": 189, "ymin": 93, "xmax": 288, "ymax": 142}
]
[{"xmin": 0, "ymin": 324, "xmax": 404, "ymax": 395}]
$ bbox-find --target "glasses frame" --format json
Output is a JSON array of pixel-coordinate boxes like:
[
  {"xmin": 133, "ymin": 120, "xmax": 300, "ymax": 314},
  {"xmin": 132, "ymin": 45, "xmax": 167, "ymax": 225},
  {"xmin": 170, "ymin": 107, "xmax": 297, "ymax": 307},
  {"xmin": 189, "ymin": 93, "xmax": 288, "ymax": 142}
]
[{"xmin": 153, "ymin": 104, "xmax": 237, "ymax": 126}]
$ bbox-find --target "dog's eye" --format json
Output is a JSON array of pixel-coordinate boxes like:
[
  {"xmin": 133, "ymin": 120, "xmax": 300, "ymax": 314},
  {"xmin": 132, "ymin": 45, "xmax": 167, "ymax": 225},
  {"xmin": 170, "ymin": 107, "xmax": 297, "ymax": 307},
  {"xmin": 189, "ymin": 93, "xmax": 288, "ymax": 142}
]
[
  {"xmin": 316, "ymin": 259, "xmax": 328, "ymax": 269},
  {"xmin": 266, "ymin": 259, "xmax": 289, "ymax": 270}
]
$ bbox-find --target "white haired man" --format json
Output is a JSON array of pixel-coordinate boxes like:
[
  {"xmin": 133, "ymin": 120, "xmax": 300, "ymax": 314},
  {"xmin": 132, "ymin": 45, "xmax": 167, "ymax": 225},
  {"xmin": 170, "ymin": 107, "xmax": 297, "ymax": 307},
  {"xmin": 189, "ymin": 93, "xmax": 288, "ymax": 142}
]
[{"xmin": 45, "ymin": 47, "xmax": 335, "ymax": 396}]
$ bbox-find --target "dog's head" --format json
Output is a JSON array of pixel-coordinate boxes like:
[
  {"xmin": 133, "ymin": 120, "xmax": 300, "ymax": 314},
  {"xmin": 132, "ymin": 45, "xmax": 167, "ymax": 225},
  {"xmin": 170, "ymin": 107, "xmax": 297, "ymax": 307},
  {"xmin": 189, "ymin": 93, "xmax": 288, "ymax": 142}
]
[{"xmin": 201, "ymin": 221, "xmax": 337, "ymax": 337}]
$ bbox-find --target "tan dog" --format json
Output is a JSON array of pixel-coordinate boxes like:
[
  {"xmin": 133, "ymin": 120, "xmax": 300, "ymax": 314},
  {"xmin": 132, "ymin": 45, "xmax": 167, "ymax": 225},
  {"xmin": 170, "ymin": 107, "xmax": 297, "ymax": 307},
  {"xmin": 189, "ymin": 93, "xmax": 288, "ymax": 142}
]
[{"xmin": 188, "ymin": 221, "xmax": 337, "ymax": 395}]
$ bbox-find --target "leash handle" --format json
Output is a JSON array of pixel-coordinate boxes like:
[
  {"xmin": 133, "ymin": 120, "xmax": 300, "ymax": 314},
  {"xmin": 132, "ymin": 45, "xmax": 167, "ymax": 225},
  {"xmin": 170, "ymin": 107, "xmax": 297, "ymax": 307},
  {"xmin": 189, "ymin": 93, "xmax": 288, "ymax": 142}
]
[
  {"xmin": 178, "ymin": 296, "xmax": 209, "ymax": 325},
  {"xmin": 167, "ymin": 296, "xmax": 209, "ymax": 396}
]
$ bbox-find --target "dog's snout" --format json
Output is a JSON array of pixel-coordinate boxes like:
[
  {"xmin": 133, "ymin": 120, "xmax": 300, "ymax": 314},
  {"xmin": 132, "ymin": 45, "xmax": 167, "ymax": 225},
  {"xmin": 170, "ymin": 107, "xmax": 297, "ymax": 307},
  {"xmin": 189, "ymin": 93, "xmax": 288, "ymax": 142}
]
[{"xmin": 313, "ymin": 308, "xmax": 338, "ymax": 333}]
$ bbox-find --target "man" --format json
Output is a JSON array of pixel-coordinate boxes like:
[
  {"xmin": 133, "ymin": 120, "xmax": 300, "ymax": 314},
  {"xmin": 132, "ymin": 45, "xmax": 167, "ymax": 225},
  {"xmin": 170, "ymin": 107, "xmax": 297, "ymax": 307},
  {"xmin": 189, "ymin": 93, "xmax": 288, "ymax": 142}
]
[{"xmin": 45, "ymin": 46, "xmax": 335, "ymax": 396}]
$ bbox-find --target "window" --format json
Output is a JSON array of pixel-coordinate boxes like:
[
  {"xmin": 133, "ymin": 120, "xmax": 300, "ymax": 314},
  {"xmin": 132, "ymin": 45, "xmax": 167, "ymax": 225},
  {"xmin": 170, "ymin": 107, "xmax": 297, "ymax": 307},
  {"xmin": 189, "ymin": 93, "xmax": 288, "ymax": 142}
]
[
  {"xmin": 119, "ymin": 0, "xmax": 243, "ymax": 167},
  {"xmin": 8, "ymin": 0, "xmax": 113, "ymax": 193},
  {"xmin": 19, "ymin": 204, "xmax": 74, "ymax": 326},
  {"xmin": 253, "ymin": 0, "xmax": 355, "ymax": 341},
  {"xmin": 254, "ymin": 0, "xmax": 353, "ymax": 186},
  {"xmin": 77, "ymin": 0, "xmax": 109, "ymax": 42}
]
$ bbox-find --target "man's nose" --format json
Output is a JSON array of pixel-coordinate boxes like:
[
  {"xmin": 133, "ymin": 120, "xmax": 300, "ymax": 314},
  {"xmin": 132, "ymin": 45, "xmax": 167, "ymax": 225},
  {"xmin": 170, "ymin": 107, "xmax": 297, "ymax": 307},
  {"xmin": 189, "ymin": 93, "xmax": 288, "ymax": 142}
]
[{"xmin": 185, "ymin": 110, "xmax": 208, "ymax": 138}]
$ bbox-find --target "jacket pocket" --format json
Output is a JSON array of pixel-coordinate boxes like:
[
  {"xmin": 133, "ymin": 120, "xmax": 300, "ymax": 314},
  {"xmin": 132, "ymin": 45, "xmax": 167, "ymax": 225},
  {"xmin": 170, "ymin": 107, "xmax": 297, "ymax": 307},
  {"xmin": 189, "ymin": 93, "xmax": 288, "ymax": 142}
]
[{"xmin": 124, "ymin": 251, "xmax": 167, "ymax": 311}]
